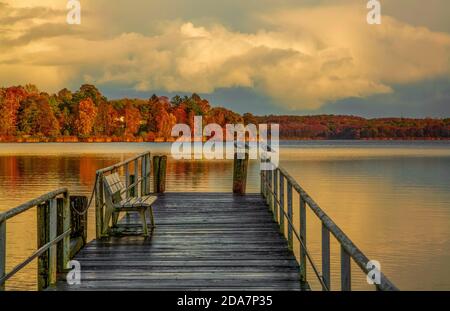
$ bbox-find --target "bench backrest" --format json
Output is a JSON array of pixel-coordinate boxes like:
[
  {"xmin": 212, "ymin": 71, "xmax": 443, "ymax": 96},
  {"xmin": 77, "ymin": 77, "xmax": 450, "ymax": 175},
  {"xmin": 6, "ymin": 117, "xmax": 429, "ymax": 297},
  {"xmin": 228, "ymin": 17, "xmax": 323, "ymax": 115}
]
[{"xmin": 103, "ymin": 172, "xmax": 125, "ymax": 204}]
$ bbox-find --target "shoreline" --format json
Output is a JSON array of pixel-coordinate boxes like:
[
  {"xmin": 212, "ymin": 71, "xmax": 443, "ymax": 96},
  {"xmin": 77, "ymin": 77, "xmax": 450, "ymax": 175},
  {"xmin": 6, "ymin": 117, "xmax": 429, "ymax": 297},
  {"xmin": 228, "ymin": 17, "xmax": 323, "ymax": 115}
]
[{"xmin": 0, "ymin": 137, "xmax": 449, "ymax": 143}]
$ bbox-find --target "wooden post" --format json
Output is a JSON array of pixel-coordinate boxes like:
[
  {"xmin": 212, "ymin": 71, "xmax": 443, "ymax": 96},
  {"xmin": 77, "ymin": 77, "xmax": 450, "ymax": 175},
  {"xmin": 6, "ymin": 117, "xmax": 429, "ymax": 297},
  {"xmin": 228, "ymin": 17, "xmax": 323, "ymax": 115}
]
[
  {"xmin": 37, "ymin": 202, "xmax": 49, "ymax": 291},
  {"xmin": 95, "ymin": 172, "xmax": 104, "ymax": 239},
  {"xmin": 287, "ymin": 181, "xmax": 293, "ymax": 250},
  {"xmin": 48, "ymin": 199, "xmax": 57, "ymax": 286},
  {"xmin": 299, "ymin": 194, "xmax": 307, "ymax": 283},
  {"xmin": 141, "ymin": 155, "xmax": 146, "ymax": 196},
  {"xmin": 0, "ymin": 220, "xmax": 5, "ymax": 291},
  {"xmin": 322, "ymin": 223, "xmax": 331, "ymax": 291},
  {"xmin": 134, "ymin": 159, "xmax": 139, "ymax": 195},
  {"xmin": 125, "ymin": 163, "xmax": 130, "ymax": 198},
  {"xmin": 153, "ymin": 155, "xmax": 167, "ymax": 193},
  {"xmin": 69, "ymin": 196, "xmax": 88, "ymax": 258},
  {"xmin": 279, "ymin": 172, "xmax": 284, "ymax": 234},
  {"xmin": 145, "ymin": 154, "xmax": 151, "ymax": 195},
  {"xmin": 56, "ymin": 196, "xmax": 70, "ymax": 273},
  {"xmin": 267, "ymin": 169, "xmax": 273, "ymax": 211},
  {"xmin": 260, "ymin": 170, "xmax": 264, "ymax": 197},
  {"xmin": 341, "ymin": 246, "xmax": 351, "ymax": 291},
  {"xmin": 129, "ymin": 174, "xmax": 136, "ymax": 197},
  {"xmin": 273, "ymin": 169, "xmax": 278, "ymax": 222},
  {"xmin": 232, "ymin": 151, "xmax": 249, "ymax": 194}
]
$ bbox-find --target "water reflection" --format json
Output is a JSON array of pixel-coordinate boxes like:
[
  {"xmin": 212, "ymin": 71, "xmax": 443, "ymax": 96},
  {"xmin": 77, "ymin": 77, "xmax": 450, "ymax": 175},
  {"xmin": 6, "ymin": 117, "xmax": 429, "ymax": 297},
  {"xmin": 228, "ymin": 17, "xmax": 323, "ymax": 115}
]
[{"xmin": 0, "ymin": 141, "xmax": 449, "ymax": 290}]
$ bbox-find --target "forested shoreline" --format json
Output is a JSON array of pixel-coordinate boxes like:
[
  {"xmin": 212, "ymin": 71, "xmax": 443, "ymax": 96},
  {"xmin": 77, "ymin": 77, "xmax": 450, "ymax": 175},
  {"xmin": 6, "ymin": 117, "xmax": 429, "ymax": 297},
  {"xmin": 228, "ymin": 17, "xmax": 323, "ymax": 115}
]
[{"xmin": 0, "ymin": 84, "xmax": 449, "ymax": 142}]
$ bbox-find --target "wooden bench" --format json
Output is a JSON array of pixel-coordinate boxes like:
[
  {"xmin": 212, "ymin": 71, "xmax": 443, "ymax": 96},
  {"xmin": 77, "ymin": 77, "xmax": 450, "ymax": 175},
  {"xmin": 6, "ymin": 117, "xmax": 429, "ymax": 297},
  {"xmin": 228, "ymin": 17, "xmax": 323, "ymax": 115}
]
[{"xmin": 103, "ymin": 173, "xmax": 156, "ymax": 236}]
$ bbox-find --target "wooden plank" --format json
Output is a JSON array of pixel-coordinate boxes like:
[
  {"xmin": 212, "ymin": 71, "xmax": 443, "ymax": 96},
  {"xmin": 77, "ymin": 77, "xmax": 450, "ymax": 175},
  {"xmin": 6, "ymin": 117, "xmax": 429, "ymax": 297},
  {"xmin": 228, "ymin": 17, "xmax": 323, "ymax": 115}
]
[{"xmin": 53, "ymin": 193, "xmax": 302, "ymax": 291}]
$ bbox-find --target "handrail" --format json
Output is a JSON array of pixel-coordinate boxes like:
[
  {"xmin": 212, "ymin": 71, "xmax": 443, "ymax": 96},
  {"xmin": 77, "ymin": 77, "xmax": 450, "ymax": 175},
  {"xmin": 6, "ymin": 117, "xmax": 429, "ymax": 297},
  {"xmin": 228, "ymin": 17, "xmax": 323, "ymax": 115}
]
[
  {"xmin": 0, "ymin": 188, "xmax": 68, "ymax": 222},
  {"xmin": 260, "ymin": 162, "xmax": 399, "ymax": 291},
  {"xmin": 261, "ymin": 176, "xmax": 328, "ymax": 290},
  {"xmin": 0, "ymin": 228, "xmax": 71, "ymax": 285},
  {"xmin": 0, "ymin": 189, "xmax": 71, "ymax": 291},
  {"xmin": 277, "ymin": 167, "xmax": 398, "ymax": 291},
  {"xmin": 96, "ymin": 151, "xmax": 151, "ymax": 174}
]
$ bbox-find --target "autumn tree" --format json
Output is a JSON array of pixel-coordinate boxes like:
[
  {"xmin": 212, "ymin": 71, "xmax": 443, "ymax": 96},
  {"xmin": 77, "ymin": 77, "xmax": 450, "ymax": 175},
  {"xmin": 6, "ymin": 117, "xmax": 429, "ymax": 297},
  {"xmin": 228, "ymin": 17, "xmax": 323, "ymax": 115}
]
[
  {"xmin": 17, "ymin": 94, "xmax": 60, "ymax": 137},
  {"xmin": 124, "ymin": 103, "xmax": 141, "ymax": 137},
  {"xmin": 94, "ymin": 102, "xmax": 119, "ymax": 136},
  {"xmin": 73, "ymin": 84, "xmax": 106, "ymax": 106},
  {"xmin": 0, "ymin": 86, "xmax": 29, "ymax": 136},
  {"xmin": 75, "ymin": 98, "xmax": 97, "ymax": 136}
]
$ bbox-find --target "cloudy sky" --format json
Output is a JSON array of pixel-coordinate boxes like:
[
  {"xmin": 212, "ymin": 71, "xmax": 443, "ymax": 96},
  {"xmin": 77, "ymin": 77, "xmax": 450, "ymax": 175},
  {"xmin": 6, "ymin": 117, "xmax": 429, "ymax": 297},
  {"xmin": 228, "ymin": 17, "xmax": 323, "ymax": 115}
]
[{"xmin": 1, "ymin": 0, "xmax": 449, "ymax": 117}]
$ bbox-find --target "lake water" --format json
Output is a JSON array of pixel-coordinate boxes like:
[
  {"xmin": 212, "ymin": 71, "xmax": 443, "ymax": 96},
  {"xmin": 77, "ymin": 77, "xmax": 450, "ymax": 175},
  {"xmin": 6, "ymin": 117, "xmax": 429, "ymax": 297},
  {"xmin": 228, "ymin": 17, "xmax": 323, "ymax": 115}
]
[{"xmin": 0, "ymin": 141, "xmax": 449, "ymax": 291}]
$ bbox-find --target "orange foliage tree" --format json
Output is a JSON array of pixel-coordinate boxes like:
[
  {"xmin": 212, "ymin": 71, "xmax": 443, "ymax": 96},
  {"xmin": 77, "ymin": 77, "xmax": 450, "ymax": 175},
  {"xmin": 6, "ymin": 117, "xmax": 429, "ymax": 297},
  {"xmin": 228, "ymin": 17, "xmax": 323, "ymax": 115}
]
[{"xmin": 75, "ymin": 98, "xmax": 97, "ymax": 136}]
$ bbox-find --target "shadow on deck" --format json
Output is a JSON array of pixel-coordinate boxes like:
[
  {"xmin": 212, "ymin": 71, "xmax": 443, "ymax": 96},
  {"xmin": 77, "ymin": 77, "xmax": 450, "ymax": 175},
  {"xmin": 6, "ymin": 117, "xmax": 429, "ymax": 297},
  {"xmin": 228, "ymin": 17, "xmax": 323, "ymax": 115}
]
[{"xmin": 53, "ymin": 193, "xmax": 301, "ymax": 291}]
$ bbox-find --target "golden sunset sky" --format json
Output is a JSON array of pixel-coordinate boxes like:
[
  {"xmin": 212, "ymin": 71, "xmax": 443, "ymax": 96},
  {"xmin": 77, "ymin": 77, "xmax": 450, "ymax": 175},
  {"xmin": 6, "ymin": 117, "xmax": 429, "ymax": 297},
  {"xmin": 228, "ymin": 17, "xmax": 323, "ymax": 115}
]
[{"xmin": 1, "ymin": 0, "xmax": 449, "ymax": 116}]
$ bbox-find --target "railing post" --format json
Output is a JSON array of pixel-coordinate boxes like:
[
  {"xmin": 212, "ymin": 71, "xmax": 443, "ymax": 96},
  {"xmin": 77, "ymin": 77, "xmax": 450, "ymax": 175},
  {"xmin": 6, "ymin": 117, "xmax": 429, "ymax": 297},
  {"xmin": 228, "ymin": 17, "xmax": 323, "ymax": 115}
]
[
  {"xmin": 145, "ymin": 153, "xmax": 151, "ymax": 195},
  {"xmin": 56, "ymin": 194, "xmax": 70, "ymax": 274},
  {"xmin": 322, "ymin": 224, "xmax": 331, "ymax": 291},
  {"xmin": 134, "ymin": 159, "xmax": 139, "ymax": 195},
  {"xmin": 273, "ymin": 169, "xmax": 278, "ymax": 222},
  {"xmin": 69, "ymin": 196, "xmax": 88, "ymax": 257},
  {"xmin": 260, "ymin": 170, "xmax": 264, "ymax": 198},
  {"xmin": 279, "ymin": 172, "xmax": 284, "ymax": 234},
  {"xmin": 141, "ymin": 155, "xmax": 146, "ymax": 196},
  {"xmin": 125, "ymin": 163, "xmax": 130, "ymax": 198},
  {"xmin": 0, "ymin": 220, "xmax": 5, "ymax": 291},
  {"xmin": 233, "ymin": 151, "xmax": 249, "ymax": 194},
  {"xmin": 37, "ymin": 202, "xmax": 49, "ymax": 291},
  {"xmin": 153, "ymin": 155, "xmax": 167, "ymax": 194},
  {"xmin": 129, "ymin": 174, "xmax": 136, "ymax": 197},
  {"xmin": 287, "ymin": 181, "xmax": 293, "ymax": 250},
  {"xmin": 299, "ymin": 194, "xmax": 307, "ymax": 283},
  {"xmin": 48, "ymin": 199, "xmax": 57, "ymax": 287},
  {"xmin": 341, "ymin": 246, "xmax": 351, "ymax": 291},
  {"xmin": 267, "ymin": 169, "xmax": 273, "ymax": 211},
  {"xmin": 95, "ymin": 172, "xmax": 104, "ymax": 239}
]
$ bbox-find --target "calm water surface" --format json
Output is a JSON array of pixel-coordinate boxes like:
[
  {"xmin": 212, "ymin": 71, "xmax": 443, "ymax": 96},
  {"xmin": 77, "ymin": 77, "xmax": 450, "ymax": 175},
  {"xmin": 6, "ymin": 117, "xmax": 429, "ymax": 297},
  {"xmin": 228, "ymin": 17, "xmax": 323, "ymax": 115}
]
[{"xmin": 0, "ymin": 141, "xmax": 449, "ymax": 290}]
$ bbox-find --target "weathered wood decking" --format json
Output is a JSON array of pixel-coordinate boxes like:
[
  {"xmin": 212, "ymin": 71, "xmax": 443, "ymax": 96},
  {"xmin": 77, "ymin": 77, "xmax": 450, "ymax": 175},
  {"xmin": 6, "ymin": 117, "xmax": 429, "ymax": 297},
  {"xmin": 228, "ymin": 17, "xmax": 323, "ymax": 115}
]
[{"xmin": 53, "ymin": 193, "xmax": 301, "ymax": 291}]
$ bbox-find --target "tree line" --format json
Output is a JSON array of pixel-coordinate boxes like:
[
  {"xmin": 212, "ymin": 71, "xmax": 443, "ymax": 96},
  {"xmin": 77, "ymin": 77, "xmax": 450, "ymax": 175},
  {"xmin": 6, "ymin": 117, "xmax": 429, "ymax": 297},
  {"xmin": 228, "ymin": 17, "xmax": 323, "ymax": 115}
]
[{"xmin": 0, "ymin": 84, "xmax": 448, "ymax": 142}]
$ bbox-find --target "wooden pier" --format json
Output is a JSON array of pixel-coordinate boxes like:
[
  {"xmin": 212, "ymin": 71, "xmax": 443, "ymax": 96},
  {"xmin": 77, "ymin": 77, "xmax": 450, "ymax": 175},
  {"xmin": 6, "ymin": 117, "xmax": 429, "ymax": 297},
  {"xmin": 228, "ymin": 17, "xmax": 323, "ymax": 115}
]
[
  {"xmin": 52, "ymin": 193, "xmax": 300, "ymax": 291},
  {"xmin": 0, "ymin": 149, "xmax": 399, "ymax": 291}
]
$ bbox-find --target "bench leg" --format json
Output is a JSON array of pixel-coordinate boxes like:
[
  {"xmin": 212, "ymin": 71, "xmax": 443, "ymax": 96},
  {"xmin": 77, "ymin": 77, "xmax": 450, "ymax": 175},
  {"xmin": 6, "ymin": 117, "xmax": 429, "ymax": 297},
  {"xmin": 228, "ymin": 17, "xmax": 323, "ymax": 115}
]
[
  {"xmin": 148, "ymin": 207, "xmax": 155, "ymax": 228},
  {"xmin": 139, "ymin": 210, "xmax": 149, "ymax": 237},
  {"xmin": 112, "ymin": 212, "xmax": 120, "ymax": 227}
]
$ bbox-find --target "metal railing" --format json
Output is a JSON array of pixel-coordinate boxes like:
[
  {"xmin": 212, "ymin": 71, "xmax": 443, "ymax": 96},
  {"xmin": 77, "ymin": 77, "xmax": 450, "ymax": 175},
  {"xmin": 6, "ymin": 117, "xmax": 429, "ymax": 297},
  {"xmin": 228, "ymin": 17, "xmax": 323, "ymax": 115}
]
[
  {"xmin": 260, "ymin": 157, "xmax": 399, "ymax": 291},
  {"xmin": 95, "ymin": 151, "xmax": 153, "ymax": 238},
  {"xmin": 0, "ymin": 189, "xmax": 71, "ymax": 291}
]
